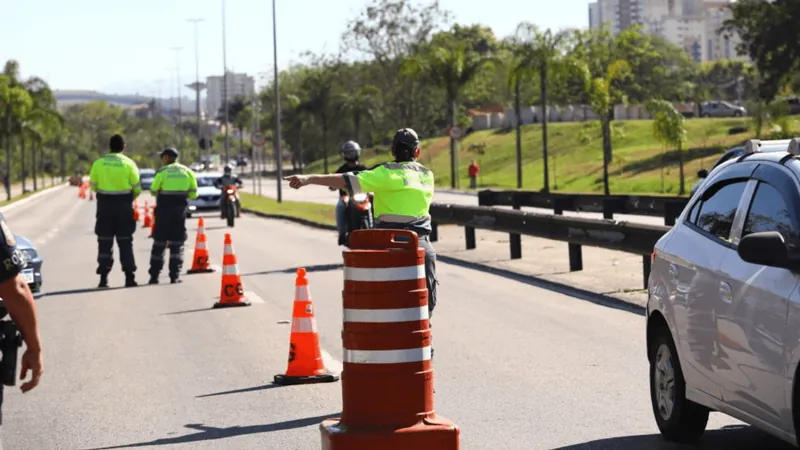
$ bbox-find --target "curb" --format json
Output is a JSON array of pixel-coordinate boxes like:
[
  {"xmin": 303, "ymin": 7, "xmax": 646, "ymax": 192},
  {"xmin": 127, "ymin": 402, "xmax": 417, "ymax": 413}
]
[
  {"xmin": 240, "ymin": 207, "xmax": 647, "ymax": 315},
  {"xmin": 0, "ymin": 183, "xmax": 69, "ymax": 214}
]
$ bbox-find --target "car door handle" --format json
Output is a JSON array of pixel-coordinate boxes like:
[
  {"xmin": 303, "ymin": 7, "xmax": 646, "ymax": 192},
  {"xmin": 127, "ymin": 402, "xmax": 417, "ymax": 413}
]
[{"xmin": 719, "ymin": 281, "xmax": 732, "ymax": 303}]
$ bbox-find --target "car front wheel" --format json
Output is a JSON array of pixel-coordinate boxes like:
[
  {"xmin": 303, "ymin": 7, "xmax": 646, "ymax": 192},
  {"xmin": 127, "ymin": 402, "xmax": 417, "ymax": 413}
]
[{"xmin": 650, "ymin": 326, "xmax": 709, "ymax": 443}]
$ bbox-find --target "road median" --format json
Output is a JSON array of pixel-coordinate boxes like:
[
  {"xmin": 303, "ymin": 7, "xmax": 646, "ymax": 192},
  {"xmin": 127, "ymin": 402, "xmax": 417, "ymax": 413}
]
[{"xmin": 240, "ymin": 192, "xmax": 648, "ymax": 310}]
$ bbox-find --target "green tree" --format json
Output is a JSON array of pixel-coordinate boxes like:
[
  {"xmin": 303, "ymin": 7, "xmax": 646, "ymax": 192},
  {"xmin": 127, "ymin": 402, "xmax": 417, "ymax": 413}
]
[{"xmin": 646, "ymin": 99, "xmax": 688, "ymax": 194}]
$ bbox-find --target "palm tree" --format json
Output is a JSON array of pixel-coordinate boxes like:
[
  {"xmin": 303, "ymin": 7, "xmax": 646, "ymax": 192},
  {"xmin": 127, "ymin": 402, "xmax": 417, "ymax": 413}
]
[
  {"xmin": 403, "ymin": 38, "xmax": 498, "ymax": 188},
  {"xmin": 336, "ymin": 85, "xmax": 381, "ymax": 144},
  {"xmin": 301, "ymin": 66, "xmax": 338, "ymax": 173},
  {"xmin": 507, "ymin": 23, "xmax": 570, "ymax": 191}
]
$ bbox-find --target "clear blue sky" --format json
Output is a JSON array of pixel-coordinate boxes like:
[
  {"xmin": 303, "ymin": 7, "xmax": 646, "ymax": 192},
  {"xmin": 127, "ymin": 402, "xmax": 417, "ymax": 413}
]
[{"xmin": 0, "ymin": 0, "xmax": 590, "ymax": 96}]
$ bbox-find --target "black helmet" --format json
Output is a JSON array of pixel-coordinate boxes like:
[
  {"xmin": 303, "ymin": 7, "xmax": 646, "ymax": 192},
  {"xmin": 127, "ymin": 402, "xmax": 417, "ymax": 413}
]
[
  {"xmin": 224, "ymin": 164, "xmax": 233, "ymax": 174},
  {"xmin": 392, "ymin": 128, "xmax": 420, "ymax": 161},
  {"xmin": 160, "ymin": 147, "xmax": 179, "ymax": 160},
  {"xmin": 340, "ymin": 140, "xmax": 361, "ymax": 162}
]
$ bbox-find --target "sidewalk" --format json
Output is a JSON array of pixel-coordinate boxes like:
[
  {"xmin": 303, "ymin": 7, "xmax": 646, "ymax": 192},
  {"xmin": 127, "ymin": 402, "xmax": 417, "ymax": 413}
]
[{"xmin": 432, "ymin": 224, "xmax": 649, "ymax": 308}]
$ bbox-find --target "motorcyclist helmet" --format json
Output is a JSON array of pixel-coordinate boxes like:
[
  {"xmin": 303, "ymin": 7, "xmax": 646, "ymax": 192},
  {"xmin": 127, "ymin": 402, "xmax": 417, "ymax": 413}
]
[
  {"xmin": 224, "ymin": 164, "xmax": 233, "ymax": 174},
  {"xmin": 340, "ymin": 141, "xmax": 361, "ymax": 162}
]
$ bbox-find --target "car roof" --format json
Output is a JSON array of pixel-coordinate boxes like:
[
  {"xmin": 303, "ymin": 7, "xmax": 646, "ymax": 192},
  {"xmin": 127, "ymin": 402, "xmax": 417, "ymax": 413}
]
[{"xmin": 712, "ymin": 138, "xmax": 800, "ymax": 178}]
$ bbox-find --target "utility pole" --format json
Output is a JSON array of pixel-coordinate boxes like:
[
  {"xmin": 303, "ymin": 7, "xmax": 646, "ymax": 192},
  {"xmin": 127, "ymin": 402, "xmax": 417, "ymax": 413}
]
[
  {"xmin": 272, "ymin": 0, "xmax": 283, "ymax": 203},
  {"xmin": 221, "ymin": 0, "xmax": 230, "ymax": 163},
  {"xmin": 187, "ymin": 18, "xmax": 205, "ymax": 162},
  {"xmin": 171, "ymin": 47, "xmax": 184, "ymax": 149}
]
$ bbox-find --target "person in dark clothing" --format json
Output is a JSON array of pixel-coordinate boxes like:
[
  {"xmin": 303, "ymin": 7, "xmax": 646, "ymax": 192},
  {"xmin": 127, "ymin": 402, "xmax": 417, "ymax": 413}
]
[
  {"xmin": 89, "ymin": 134, "xmax": 142, "ymax": 288},
  {"xmin": 214, "ymin": 164, "xmax": 244, "ymax": 218},
  {"xmin": 332, "ymin": 141, "xmax": 367, "ymax": 245}
]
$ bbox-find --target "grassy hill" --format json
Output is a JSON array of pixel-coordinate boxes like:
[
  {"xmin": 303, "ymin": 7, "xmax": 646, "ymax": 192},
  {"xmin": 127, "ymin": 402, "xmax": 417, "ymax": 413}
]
[{"xmin": 303, "ymin": 117, "xmax": 800, "ymax": 196}]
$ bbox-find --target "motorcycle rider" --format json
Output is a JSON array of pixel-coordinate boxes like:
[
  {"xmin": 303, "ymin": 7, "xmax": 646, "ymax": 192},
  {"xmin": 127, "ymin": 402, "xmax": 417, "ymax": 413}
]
[
  {"xmin": 283, "ymin": 128, "xmax": 438, "ymax": 318},
  {"xmin": 214, "ymin": 164, "xmax": 244, "ymax": 218},
  {"xmin": 332, "ymin": 141, "xmax": 367, "ymax": 246}
]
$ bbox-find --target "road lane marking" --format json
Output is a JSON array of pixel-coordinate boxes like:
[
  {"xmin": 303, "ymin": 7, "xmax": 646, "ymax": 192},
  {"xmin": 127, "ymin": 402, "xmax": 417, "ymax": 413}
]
[{"xmin": 244, "ymin": 290, "xmax": 265, "ymax": 304}]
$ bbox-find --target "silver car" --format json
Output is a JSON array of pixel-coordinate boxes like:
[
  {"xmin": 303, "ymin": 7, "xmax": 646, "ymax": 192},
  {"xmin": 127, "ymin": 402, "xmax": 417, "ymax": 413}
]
[
  {"xmin": 186, "ymin": 172, "xmax": 222, "ymax": 217},
  {"xmin": 647, "ymin": 137, "xmax": 800, "ymax": 446}
]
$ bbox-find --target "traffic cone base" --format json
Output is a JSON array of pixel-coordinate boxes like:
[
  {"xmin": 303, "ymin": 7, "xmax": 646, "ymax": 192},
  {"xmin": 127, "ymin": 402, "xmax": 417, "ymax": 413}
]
[
  {"xmin": 188, "ymin": 267, "xmax": 216, "ymax": 274},
  {"xmin": 212, "ymin": 298, "xmax": 251, "ymax": 308},
  {"xmin": 320, "ymin": 416, "xmax": 460, "ymax": 450},
  {"xmin": 273, "ymin": 371, "xmax": 338, "ymax": 386}
]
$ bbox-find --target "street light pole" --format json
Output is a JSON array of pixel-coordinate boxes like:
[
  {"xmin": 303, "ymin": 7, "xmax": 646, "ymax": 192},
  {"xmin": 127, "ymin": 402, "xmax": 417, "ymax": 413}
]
[
  {"xmin": 170, "ymin": 47, "xmax": 184, "ymax": 149},
  {"xmin": 272, "ymin": 0, "xmax": 283, "ymax": 203},
  {"xmin": 187, "ymin": 18, "xmax": 204, "ymax": 158},
  {"xmin": 222, "ymin": 0, "xmax": 230, "ymax": 164}
]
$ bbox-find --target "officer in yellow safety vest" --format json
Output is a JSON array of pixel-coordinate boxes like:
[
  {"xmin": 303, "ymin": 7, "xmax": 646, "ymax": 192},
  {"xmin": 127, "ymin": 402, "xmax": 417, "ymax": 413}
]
[
  {"xmin": 148, "ymin": 148, "xmax": 198, "ymax": 284},
  {"xmin": 283, "ymin": 128, "xmax": 439, "ymax": 316},
  {"xmin": 89, "ymin": 134, "xmax": 142, "ymax": 288}
]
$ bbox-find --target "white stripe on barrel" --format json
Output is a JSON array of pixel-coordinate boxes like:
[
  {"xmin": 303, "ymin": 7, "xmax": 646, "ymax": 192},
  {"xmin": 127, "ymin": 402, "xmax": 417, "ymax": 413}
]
[
  {"xmin": 195, "ymin": 241, "xmax": 206, "ymax": 250},
  {"xmin": 343, "ymin": 306, "xmax": 428, "ymax": 323},
  {"xmin": 344, "ymin": 264, "xmax": 424, "ymax": 282},
  {"xmin": 343, "ymin": 346, "xmax": 432, "ymax": 364},
  {"xmin": 222, "ymin": 264, "xmax": 238, "ymax": 275},
  {"xmin": 224, "ymin": 244, "xmax": 233, "ymax": 255},
  {"xmin": 292, "ymin": 317, "xmax": 317, "ymax": 333}
]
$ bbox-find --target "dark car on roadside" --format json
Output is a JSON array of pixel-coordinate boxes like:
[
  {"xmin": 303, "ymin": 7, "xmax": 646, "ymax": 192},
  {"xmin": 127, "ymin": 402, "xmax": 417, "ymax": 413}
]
[
  {"xmin": 139, "ymin": 168, "xmax": 156, "ymax": 191},
  {"xmin": 15, "ymin": 234, "xmax": 42, "ymax": 295}
]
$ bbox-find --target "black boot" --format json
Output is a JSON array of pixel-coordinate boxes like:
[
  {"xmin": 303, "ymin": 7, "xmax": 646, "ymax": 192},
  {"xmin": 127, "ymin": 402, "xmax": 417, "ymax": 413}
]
[
  {"xmin": 125, "ymin": 273, "xmax": 138, "ymax": 287},
  {"xmin": 148, "ymin": 275, "xmax": 159, "ymax": 285},
  {"xmin": 98, "ymin": 274, "xmax": 109, "ymax": 289}
]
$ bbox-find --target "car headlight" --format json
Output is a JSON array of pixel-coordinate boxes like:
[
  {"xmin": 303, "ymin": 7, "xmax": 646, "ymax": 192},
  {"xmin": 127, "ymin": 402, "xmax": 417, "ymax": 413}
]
[
  {"xmin": 352, "ymin": 193, "xmax": 368, "ymax": 202},
  {"xmin": 21, "ymin": 248, "xmax": 38, "ymax": 261}
]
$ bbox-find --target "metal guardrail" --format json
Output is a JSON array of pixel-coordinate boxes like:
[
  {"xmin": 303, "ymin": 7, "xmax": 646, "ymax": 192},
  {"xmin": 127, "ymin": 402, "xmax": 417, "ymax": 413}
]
[
  {"xmin": 477, "ymin": 189, "xmax": 689, "ymax": 226},
  {"xmin": 429, "ymin": 203, "xmax": 671, "ymax": 289}
]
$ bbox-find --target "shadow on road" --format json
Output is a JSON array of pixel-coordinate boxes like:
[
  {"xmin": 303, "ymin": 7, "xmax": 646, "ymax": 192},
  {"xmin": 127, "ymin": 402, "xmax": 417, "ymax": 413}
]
[
  {"xmin": 202, "ymin": 225, "xmax": 232, "ymax": 231},
  {"xmin": 240, "ymin": 263, "xmax": 343, "ymax": 277},
  {"xmin": 81, "ymin": 413, "xmax": 341, "ymax": 449},
  {"xmin": 43, "ymin": 285, "xmax": 143, "ymax": 297},
  {"xmin": 196, "ymin": 383, "xmax": 284, "ymax": 398},
  {"xmin": 161, "ymin": 307, "xmax": 216, "ymax": 316},
  {"xmin": 437, "ymin": 254, "xmax": 645, "ymax": 316},
  {"xmin": 553, "ymin": 424, "xmax": 794, "ymax": 449}
]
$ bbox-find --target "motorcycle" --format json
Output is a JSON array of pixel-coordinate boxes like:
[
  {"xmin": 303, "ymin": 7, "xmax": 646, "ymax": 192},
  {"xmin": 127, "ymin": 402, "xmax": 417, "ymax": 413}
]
[
  {"xmin": 339, "ymin": 191, "xmax": 374, "ymax": 247},
  {"xmin": 221, "ymin": 185, "xmax": 240, "ymax": 227}
]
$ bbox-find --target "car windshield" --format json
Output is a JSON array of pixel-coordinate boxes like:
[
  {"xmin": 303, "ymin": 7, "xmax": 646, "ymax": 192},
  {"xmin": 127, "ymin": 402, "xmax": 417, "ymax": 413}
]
[
  {"xmin": 197, "ymin": 177, "xmax": 217, "ymax": 187},
  {"xmin": 140, "ymin": 170, "xmax": 155, "ymax": 179},
  {"xmin": 721, "ymin": 101, "xmax": 737, "ymax": 108}
]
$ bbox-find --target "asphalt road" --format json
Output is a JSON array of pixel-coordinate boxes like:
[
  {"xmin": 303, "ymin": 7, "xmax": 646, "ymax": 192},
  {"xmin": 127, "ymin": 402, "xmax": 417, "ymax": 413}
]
[
  {"xmin": 241, "ymin": 176, "xmax": 670, "ymax": 227},
  {"xmin": 0, "ymin": 187, "xmax": 790, "ymax": 450}
]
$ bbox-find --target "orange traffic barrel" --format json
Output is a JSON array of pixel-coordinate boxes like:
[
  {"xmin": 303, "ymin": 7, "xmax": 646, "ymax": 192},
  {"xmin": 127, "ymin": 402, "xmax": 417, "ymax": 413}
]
[{"xmin": 319, "ymin": 229, "xmax": 460, "ymax": 449}]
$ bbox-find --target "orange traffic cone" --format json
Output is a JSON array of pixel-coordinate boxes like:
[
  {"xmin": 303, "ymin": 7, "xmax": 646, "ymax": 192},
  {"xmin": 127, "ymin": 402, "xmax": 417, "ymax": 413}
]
[
  {"xmin": 273, "ymin": 268, "xmax": 339, "ymax": 385},
  {"xmin": 213, "ymin": 233, "xmax": 250, "ymax": 308},
  {"xmin": 142, "ymin": 202, "xmax": 152, "ymax": 228},
  {"xmin": 187, "ymin": 217, "xmax": 215, "ymax": 274},
  {"xmin": 148, "ymin": 206, "xmax": 156, "ymax": 239},
  {"xmin": 133, "ymin": 200, "xmax": 140, "ymax": 222}
]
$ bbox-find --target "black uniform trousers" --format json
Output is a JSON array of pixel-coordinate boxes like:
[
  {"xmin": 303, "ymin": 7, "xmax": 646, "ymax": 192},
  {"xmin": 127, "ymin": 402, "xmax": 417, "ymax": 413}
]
[
  {"xmin": 149, "ymin": 205, "xmax": 188, "ymax": 278},
  {"xmin": 95, "ymin": 198, "xmax": 137, "ymax": 275}
]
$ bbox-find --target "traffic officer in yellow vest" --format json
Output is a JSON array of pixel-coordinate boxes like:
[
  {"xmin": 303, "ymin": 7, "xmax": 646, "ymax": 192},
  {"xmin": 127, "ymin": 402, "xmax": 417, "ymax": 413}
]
[
  {"xmin": 283, "ymin": 128, "xmax": 438, "ymax": 315},
  {"xmin": 89, "ymin": 134, "xmax": 142, "ymax": 288},
  {"xmin": 148, "ymin": 148, "xmax": 198, "ymax": 284}
]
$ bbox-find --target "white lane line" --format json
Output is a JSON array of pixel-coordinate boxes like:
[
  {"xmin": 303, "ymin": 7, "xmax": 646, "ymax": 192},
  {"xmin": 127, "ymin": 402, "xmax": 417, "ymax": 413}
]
[
  {"xmin": 244, "ymin": 290, "xmax": 265, "ymax": 304},
  {"xmin": 321, "ymin": 348, "xmax": 343, "ymax": 376}
]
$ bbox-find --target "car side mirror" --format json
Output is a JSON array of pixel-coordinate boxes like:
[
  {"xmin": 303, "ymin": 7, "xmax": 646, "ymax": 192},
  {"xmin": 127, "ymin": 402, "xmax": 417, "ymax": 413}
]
[
  {"xmin": 737, "ymin": 231, "xmax": 794, "ymax": 268},
  {"xmin": 697, "ymin": 169, "xmax": 708, "ymax": 179}
]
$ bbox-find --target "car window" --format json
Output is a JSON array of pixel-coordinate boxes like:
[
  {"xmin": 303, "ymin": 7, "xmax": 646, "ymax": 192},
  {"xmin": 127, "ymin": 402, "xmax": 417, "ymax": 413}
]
[
  {"xmin": 688, "ymin": 181, "xmax": 747, "ymax": 242},
  {"xmin": 742, "ymin": 181, "xmax": 798, "ymax": 248},
  {"xmin": 197, "ymin": 177, "xmax": 217, "ymax": 187}
]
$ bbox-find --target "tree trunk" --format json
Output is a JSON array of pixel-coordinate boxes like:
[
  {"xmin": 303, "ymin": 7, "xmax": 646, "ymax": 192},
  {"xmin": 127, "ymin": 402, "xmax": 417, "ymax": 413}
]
[
  {"xmin": 21, "ymin": 137, "xmax": 26, "ymax": 193},
  {"xmin": 540, "ymin": 64, "xmax": 550, "ymax": 193},
  {"xmin": 32, "ymin": 142, "xmax": 37, "ymax": 191},
  {"xmin": 354, "ymin": 112, "xmax": 361, "ymax": 144},
  {"xmin": 449, "ymin": 97, "xmax": 458, "ymax": 189},
  {"xmin": 514, "ymin": 78, "xmax": 523, "ymax": 189},
  {"xmin": 678, "ymin": 144, "xmax": 685, "ymax": 195},
  {"xmin": 4, "ymin": 110, "xmax": 11, "ymax": 201},
  {"xmin": 322, "ymin": 116, "xmax": 329, "ymax": 173},
  {"xmin": 601, "ymin": 117, "xmax": 612, "ymax": 196}
]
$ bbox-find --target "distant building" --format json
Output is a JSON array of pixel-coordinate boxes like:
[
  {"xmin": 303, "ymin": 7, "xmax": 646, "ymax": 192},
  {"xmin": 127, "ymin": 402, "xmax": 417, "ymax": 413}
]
[
  {"xmin": 586, "ymin": 0, "xmax": 747, "ymax": 63},
  {"xmin": 206, "ymin": 72, "xmax": 256, "ymax": 122}
]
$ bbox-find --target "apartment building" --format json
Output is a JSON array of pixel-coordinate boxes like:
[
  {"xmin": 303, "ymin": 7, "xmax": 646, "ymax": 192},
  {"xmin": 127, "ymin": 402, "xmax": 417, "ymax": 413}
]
[
  {"xmin": 587, "ymin": 0, "xmax": 746, "ymax": 63},
  {"xmin": 205, "ymin": 71, "xmax": 256, "ymax": 121}
]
